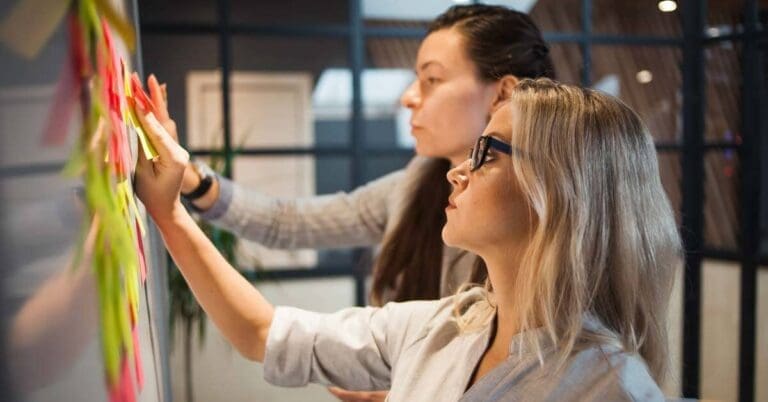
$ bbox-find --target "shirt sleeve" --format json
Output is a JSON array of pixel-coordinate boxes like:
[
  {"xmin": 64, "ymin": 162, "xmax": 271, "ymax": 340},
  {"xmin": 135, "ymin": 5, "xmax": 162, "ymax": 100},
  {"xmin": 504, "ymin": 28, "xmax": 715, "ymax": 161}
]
[
  {"xmin": 197, "ymin": 168, "xmax": 404, "ymax": 249},
  {"xmin": 262, "ymin": 299, "xmax": 441, "ymax": 391}
]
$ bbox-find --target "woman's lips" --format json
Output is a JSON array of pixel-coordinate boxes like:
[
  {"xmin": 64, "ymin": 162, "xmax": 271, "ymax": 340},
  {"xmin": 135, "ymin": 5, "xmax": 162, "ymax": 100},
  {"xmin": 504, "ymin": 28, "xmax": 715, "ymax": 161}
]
[{"xmin": 446, "ymin": 196, "xmax": 457, "ymax": 211}]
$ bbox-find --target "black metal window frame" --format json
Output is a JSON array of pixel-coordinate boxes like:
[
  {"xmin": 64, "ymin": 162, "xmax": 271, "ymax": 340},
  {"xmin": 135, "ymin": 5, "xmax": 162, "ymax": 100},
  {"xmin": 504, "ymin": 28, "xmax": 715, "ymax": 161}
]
[{"xmin": 138, "ymin": 1, "xmax": 766, "ymax": 400}]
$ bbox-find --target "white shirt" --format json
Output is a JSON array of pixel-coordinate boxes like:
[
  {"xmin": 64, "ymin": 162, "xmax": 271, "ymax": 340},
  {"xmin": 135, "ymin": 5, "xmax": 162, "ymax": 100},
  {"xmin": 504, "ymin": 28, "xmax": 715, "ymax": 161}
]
[{"xmin": 263, "ymin": 287, "xmax": 665, "ymax": 401}]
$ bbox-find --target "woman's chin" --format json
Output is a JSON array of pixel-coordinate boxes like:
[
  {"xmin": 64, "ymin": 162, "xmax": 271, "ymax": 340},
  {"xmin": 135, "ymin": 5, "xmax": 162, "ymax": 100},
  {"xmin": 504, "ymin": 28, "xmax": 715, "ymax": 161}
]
[
  {"xmin": 441, "ymin": 225, "xmax": 461, "ymax": 248},
  {"xmin": 413, "ymin": 141, "xmax": 441, "ymax": 159}
]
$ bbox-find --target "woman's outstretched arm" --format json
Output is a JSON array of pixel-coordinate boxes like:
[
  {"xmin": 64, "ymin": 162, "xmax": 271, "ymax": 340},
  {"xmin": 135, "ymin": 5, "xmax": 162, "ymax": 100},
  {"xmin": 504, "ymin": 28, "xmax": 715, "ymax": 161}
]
[{"xmin": 132, "ymin": 99, "xmax": 273, "ymax": 362}]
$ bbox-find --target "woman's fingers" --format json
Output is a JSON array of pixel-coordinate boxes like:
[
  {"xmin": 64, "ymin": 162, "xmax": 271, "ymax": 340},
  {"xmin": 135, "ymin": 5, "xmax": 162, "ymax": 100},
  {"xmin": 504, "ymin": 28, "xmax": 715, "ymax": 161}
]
[
  {"xmin": 134, "ymin": 101, "xmax": 187, "ymax": 165},
  {"xmin": 148, "ymin": 74, "xmax": 169, "ymax": 120},
  {"xmin": 144, "ymin": 74, "xmax": 179, "ymax": 142}
]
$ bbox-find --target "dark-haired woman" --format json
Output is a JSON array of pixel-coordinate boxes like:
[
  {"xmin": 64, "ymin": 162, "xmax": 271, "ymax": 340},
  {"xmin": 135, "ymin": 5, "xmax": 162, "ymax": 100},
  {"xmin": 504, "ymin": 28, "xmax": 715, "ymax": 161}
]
[{"xmin": 172, "ymin": 4, "xmax": 554, "ymax": 304}]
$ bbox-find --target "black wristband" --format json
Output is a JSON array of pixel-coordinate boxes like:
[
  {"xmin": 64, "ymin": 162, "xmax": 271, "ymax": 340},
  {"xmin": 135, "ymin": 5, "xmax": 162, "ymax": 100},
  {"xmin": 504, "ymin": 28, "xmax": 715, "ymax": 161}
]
[
  {"xmin": 182, "ymin": 175, "xmax": 214, "ymax": 200},
  {"xmin": 182, "ymin": 162, "xmax": 216, "ymax": 200}
]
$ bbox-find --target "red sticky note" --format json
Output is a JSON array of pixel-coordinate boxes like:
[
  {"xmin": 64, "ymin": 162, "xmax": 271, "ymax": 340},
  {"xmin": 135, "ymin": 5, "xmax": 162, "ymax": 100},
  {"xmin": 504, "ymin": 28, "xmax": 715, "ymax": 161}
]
[
  {"xmin": 120, "ymin": 358, "xmax": 136, "ymax": 402},
  {"xmin": 130, "ymin": 74, "xmax": 156, "ymax": 115}
]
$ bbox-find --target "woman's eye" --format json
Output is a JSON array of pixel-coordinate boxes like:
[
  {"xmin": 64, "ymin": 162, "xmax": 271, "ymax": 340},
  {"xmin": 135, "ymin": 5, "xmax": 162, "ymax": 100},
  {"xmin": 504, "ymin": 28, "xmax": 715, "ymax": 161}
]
[
  {"xmin": 425, "ymin": 77, "xmax": 440, "ymax": 85},
  {"xmin": 483, "ymin": 153, "xmax": 496, "ymax": 165}
]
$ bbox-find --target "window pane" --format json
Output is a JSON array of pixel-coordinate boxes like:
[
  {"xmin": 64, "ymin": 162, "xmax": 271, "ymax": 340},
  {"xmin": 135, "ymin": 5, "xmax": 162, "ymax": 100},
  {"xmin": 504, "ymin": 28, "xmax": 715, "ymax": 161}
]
[
  {"xmin": 704, "ymin": 150, "xmax": 740, "ymax": 251},
  {"xmin": 658, "ymin": 152, "xmax": 683, "ymax": 227},
  {"xmin": 363, "ymin": 0, "xmax": 458, "ymax": 25},
  {"xmin": 549, "ymin": 43, "xmax": 583, "ymax": 85},
  {"xmin": 706, "ymin": 42, "xmax": 742, "ymax": 144},
  {"xmin": 529, "ymin": 0, "xmax": 582, "ymax": 33},
  {"xmin": 707, "ymin": 0, "xmax": 746, "ymax": 37},
  {"xmin": 232, "ymin": 156, "xmax": 306, "ymax": 270},
  {"xmin": 225, "ymin": 36, "xmax": 350, "ymax": 149},
  {"xmin": 593, "ymin": 0, "xmax": 683, "ymax": 36},
  {"xmin": 592, "ymin": 46, "xmax": 682, "ymax": 143},
  {"xmin": 231, "ymin": 0, "xmax": 349, "ymax": 26},
  {"xmin": 139, "ymin": 0, "xmax": 217, "ymax": 25},
  {"xmin": 229, "ymin": 156, "xmax": 359, "ymax": 270}
]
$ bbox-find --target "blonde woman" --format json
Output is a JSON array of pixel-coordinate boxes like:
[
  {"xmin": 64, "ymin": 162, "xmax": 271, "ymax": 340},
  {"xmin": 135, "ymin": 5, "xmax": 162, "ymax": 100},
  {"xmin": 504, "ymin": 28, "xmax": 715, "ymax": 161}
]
[{"xmin": 132, "ymin": 78, "xmax": 681, "ymax": 401}]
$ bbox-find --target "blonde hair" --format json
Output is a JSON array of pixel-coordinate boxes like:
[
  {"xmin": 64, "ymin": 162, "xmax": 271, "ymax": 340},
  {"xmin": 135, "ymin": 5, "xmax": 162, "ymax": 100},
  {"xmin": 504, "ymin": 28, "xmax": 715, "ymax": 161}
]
[{"xmin": 455, "ymin": 78, "xmax": 682, "ymax": 383}]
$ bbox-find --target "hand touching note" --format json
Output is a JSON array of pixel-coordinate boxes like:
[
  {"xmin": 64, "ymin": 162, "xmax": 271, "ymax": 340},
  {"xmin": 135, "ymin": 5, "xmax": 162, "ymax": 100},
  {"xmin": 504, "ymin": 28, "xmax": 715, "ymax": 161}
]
[{"xmin": 130, "ymin": 96, "xmax": 189, "ymax": 224}]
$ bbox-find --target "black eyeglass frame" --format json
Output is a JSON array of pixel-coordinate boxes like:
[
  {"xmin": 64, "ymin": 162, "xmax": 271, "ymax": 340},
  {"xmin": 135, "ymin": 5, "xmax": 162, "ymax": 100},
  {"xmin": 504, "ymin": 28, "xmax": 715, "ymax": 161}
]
[{"xmin": 468, "ymin": 135, "xmax": 515, "ymax": 172}]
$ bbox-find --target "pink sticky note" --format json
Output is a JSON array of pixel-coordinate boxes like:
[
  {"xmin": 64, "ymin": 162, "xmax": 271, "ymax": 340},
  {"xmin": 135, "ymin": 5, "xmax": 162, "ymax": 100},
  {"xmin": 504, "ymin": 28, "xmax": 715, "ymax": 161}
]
[
  {"xmin": 120, "ymin": 358, "xmax": 136, "ymax": 402},
  {"xmin": 135, "ymin": 219, "xmax": 147, "ymax": 283},
  {"xmin": 42, "ymin": 15, "xmax": 84, "ymax": 146}
]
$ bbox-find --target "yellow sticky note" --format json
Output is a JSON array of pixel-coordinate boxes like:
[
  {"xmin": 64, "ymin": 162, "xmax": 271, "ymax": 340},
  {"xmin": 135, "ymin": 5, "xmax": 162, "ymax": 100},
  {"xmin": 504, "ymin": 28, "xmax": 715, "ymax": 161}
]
[
  {"xmin": 94, "ymin": 0, "xmax": 135, "ymax": 51},
  {"xmin": 126, "ymin": 107, "xmax": 158, "ymax": 160}
]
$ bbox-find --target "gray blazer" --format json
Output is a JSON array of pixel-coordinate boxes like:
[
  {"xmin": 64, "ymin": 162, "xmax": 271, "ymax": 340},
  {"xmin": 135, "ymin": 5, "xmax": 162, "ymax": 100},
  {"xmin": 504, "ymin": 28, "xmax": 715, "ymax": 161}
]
[{"xmin": 198, "ymin": 156, "xmax": 478, "ymax": 300}]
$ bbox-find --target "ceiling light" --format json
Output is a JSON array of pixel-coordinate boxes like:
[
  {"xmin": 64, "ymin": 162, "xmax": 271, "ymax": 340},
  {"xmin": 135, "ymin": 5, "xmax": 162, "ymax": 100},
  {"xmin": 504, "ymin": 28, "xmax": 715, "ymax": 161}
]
[
  {"xmin": 636, "ymin": 70, "xmax": 653, "ymax": 84},
  {"xmin": 658, "ymin": 1, "xmax": 677, "ymax": 13}
]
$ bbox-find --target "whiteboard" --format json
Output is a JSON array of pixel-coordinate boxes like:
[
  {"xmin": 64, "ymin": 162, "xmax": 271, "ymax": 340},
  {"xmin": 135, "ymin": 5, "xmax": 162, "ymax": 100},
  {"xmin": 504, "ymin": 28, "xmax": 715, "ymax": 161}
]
[{"xmin": 0, "ymin": 1, "xmax": 170, "ymax": 401}]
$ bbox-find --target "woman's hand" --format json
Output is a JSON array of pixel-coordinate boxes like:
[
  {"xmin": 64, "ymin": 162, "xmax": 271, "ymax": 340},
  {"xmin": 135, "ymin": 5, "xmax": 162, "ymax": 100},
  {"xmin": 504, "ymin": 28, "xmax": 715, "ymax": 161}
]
[
  {"xmin": 131, "ymin": 96, "xmax": 189, "ymax": 225},
  {"xmin": 141, "ymin": 74, "xmax": 215, "ymax": 200},
  {"xmin": 327, "ymin": 387, "xmax": 388, "ymax": 402},
  {"xmin": 135, "ymin": 73, "xmax": 178, "ymax": 141}
]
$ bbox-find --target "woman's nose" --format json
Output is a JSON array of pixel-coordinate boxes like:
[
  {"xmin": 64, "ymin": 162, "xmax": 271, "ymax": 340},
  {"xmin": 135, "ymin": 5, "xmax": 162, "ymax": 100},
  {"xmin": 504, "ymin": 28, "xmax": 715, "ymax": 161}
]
[
  {"xmin": 447, "ymin": 160, "xmax": 470, "ymax": 188},
  {"xmin": 400, "ymin": 80, "xmax": 421, "ymax": 109}
]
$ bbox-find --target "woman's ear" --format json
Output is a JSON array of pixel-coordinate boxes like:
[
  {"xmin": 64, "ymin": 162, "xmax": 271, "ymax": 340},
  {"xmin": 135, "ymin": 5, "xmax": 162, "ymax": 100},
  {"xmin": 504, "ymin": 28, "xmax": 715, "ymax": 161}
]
[{"xmin": 491, "ymin": 75, "xmax": 520, "ymax": 111}]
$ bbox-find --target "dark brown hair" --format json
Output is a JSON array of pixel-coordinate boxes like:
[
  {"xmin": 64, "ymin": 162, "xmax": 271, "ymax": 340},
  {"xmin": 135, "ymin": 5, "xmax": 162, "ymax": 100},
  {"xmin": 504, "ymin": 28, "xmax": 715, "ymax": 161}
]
[{"xmin": 370, "ymin": 5, "xmax": 555, "ymax": 305}]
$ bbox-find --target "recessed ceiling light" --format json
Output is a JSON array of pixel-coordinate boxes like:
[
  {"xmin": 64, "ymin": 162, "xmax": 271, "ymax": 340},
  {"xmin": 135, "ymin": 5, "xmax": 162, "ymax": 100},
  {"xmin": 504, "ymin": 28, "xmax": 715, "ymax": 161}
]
[
  {"xmin": 658, "ymin": 0, "xmax": 677, "ymax": 13},
  {"xmin": 636, "ymin": 70, "xmax": 653, "ymax": 84}
]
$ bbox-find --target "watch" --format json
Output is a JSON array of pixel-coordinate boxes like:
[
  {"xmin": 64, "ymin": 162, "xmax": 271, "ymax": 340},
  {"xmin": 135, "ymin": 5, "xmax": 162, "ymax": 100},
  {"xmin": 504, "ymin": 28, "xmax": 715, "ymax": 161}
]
[{"xmin": 181, "ymin": 162, "xmax": 215, "ymax": 200}]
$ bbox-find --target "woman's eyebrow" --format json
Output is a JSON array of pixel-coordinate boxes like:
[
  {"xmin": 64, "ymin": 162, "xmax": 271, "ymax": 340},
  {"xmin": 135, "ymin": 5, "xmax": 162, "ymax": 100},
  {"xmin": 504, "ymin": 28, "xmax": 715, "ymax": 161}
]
[{"xmin": 416, "ymin": 60, "xmax": 445, "ymax": 72}]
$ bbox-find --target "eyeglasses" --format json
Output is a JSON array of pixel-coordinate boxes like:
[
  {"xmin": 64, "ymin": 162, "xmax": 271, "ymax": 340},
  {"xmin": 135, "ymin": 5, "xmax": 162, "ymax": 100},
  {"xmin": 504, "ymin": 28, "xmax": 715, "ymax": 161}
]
[{"xmin": 468, "ymin": 135, "xmax": 514, "ymax": 172}]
